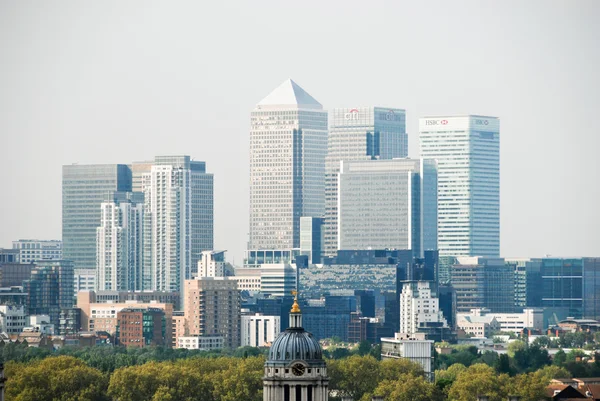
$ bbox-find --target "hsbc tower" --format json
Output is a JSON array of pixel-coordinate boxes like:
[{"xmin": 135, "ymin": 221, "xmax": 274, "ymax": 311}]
[{"xmin": 419, "ymin": 115, "xmax": 500, "ymax": 260}]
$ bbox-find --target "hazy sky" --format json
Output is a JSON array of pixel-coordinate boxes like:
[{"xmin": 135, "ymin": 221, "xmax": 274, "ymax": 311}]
[{"xmin": 1, "ymin": 1, "xmax": 598, "ymax": 264}]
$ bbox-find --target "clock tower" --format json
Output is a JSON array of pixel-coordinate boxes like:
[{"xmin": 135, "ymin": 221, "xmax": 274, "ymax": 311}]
[{"xmin": 263, "ymin": 292, "xmax": 329, "ymax": 401}]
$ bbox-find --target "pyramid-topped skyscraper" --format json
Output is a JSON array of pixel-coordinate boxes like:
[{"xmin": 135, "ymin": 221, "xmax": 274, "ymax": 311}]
[{"xmin": 249, "ymin": 79, "xmax": 328, "ymax": 251}]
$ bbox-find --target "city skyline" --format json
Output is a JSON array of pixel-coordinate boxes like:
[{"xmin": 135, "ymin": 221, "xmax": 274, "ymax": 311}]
[{"xmin": 1, "ymin": 1, "xmax": 599, "ymax": 264}]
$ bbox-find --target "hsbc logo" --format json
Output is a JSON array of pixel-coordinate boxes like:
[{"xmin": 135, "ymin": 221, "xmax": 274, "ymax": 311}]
[
  {"xmin": 425, "ymin": 119, "xmax": 449, "ymax": 126},
  {"xmin": 344, "ymin": 109, "xmax": 360, "ymax": 121}
]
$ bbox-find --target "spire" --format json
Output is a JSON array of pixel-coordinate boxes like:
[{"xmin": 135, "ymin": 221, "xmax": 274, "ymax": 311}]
[
  {"xmin": 291, "ymin": 290, "xmax": 301, "ymax": 313},
  {"xmin": 256, "ymin": 79, "xmax": 323, "ymax": 110},
  {"xmin": 289, "ymin": 290, "xmax": 303, "ymax": 329}
]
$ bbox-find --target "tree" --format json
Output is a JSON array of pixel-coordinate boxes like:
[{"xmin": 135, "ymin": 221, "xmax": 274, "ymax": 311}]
[
  {"xmin": 447, "ymin": 363, "xmax": 510, "ymax": 401},
  {"xmin": 327, "ymin": 355, "xmax": 380, "ymax": 400},
  {"xmin": 380, "ymin": 357, "xmax": 424, "ymax": 380},
  {"xmin": 357, "ymin": 340, "xmax": 371, "ymax": 356},
  {"xmin": 553, "ymin": 349, "xmax": 567, "ymax": 366},
  {"xmin": 366, "ymin": 374, "xmax": 444, "ymax": 401},
  {"xmin": 495, "ymin": 353, "xmax": 512, "ymax": 375},
  {"xmin": 5, "ymin": 356, "xmax": 109, "ymax": 401}
]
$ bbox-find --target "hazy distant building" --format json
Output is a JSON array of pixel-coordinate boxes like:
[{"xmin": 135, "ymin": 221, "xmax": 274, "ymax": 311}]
[
  {"xmin": 12, "ymin": 240, "xmax": 62, "ymax": 263},
  {"xmin": 419, "ymin": 116, "xmax": 499, "ymax": 257},
  {"xmin": 142, "ymin": 156, "xmax": 213, "ymax": 292},
  {"xmin": 96, "ymin": 191, "xmax": 144, "ymax": 291},
  {"xmin": 62, "ymin": 164, "xmax": 132, "ymax": 270},
  {"xmin": 249, "ymin": 79, "xmax": 328, "ymax": 250},
  {"xmin": 337, "ymin": 158, "xmax": 437, "ymax": 257},
  {"xmin": 324, "ymin": 107, "xmax": 408, "ymax": 257}
]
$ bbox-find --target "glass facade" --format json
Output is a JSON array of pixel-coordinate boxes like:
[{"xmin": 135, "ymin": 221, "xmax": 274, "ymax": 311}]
[
  {"xmin": 583, "ymin": 258, "xmax": 600, "ymax": 320},
  {"xmin": 62, "ymin": 164, "xmax": 132, "ymax": 270},
  {"xmin": 299, "ymin": 217, "xmax": 323, "ymax": 264},
  {"xmin": 23, "ymin": 260, "xmax": 74, "ymax": 329},
  {"xmin": 419, "ymin": 116, "xmax": 500, "ymax": 257},
  {"xmin": 450, "ymin": 257, "xmax": 514, "ymax": 313},
  {"xmin": 249, "ymin": 80, "xmax": 328, "ymax": 250},
  {"xmin": 337, "ymin": 158, "xmax": 436, "ymax": 257},
  {"xmin": 324, "ymin": 107, "xmax": 407, "ymax": 257}
]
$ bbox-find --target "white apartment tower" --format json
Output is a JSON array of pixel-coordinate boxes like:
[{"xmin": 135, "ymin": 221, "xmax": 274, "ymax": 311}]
[
  {"xmin": 142, "ymin": 156, "xmax": 213, "ymax": 292},
  {"xmin": 96, "ymin": 192, "xmax": 144, "ymax": 291},
  {"xmin": 399, "ymin": 281, "xmax": 449, "ymax": 335},
  {"xmin": 249, "ymin": 79, "xmax": 328, "ymax": 250},
  {"xmin": 198, "ymin": 250, "xmax": 226, "ymax": 278},
  {"xmin": 324, "ymin": 107, "xmax": 407, "ymax": 257},
  {"xmin": 419, "ymin": 116, "xmax": 500, "ymax": 257}
]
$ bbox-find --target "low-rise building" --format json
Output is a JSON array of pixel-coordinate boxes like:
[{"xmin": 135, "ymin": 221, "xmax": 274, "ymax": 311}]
[
  {"xmin": 458, "ymin": 308, "xmax": 543, "ymax": 334},
  {"xmin": 172, "ymin": 311, "xmax": 186, "ymax": 348},
  {"xmin": 176, "ymin": 335, "xmax": 223, "ymax": 351},
  {"xmin": 12, "ymin": 240, "xmax": 62, "ymax": 264},
  {"xmin": 241, "ymin": 313, "xmax": 280, "ymax": 347},
  {"xmin": 0, "ymin": 305, "xmax": 27, "ymax": 334},
  {"xmin": 381, "ymin": 332, "xmax": 434, "ymax": 381},
  {"xmin": 116, "ymin": 307, "xmax": 165, "ymax": 348},
  {"xmin": 456, "ymin": 313, "xmax": 501, "ymax": 338},
  {"xmin": 25, "ymin": 315, "xmax": 54, "ymax": 335}
]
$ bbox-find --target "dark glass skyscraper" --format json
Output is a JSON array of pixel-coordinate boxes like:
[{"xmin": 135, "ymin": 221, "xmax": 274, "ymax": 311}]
[{"xmin": 62, "ymin": 164, "xmax": 132, "ymax": 269}]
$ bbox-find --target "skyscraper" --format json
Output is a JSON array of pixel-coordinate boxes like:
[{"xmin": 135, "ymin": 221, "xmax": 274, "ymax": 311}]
[
  {"xmin": 62, "ymin": 164, "xmax": 132, "ymax": 269},
  {"xmin": 96, "ymin": 191, "xmax": 144, "ymax": 291},
  {"xmin": 142, "ymin": 156, "xmax": 213, "ymax": 292},
  {"xmin": 419, "ymin": 116, "xmax": 500, "ymax": 257},
  {"xmin": 249, "ymin": 79, "xmax": 328, "ymax": 250},
  {"xmin": 337, "ymin": 158, "xmax": 437, "ymax": 257},
  {"xmin": 324, "ymin": 107, "xmax": 407, "ymax": 257}
]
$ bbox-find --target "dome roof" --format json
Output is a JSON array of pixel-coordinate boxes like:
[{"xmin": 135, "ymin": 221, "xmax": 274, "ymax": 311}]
[{"xmin": 267, "ymin": 327, "xmax": 324, "ymax": 364}]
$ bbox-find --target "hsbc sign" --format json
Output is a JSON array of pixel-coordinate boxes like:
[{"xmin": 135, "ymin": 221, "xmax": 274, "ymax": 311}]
[{"xmin": 424, "ymin": 119, "xmax": 449, "ymax": 126}]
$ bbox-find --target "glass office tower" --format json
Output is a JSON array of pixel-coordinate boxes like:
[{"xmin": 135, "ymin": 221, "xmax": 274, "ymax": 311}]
[
  {"xmin": 62, "ymin": 164, "xmax": 132, "ymax": 269},
  {"xmin": 249, "ymin": 79, "xmax": 328, "ymax": 250},
  {"xmin": 337, "ymin": 158, "xmax": 437, "ymax": 257},
  {"xmin": 324, "ymin": 107, "xmax": 407, "ymax": 257},
  {"xmin": 419, "ymin": 116, "xmax": 500, "ymax": 257}
]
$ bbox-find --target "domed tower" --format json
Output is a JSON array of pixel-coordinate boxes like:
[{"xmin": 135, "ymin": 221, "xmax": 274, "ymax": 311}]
[{"xmin": 263, "ymin": 291, "xmax": 329, "ymax": 401}]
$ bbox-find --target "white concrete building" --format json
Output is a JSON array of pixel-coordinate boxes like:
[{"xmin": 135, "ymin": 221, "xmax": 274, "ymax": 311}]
[
  {"xmin": 12, "ymin": 240, "xmax": 62, "ymax": 263},
  {"xmin": 400, "ymin": 281, "xmax": 449, "ymax": 334},
  {"xmin": 249, "ymin": 79, "xmax": 328, "ymax": 250},
  {"xmin": 241, "ymin": 313, "xmax": 281, "ymax": 347},
  {"xmin": 0, "ymin": 305, "xmax": 27, "ymax": 334},
  {"xmin": 142, "ymin": 156, "xmax": 214, "ymax": 292},
  {"xmin": 459, "ymin": 308, "xmax": 544, "ymax": 334},
  {"xmin": 456, "ymin": 313, "xmax": 501, "ymax": 337},
  {"xmin": 381, "ymin": 332, "xmax": 434, "ymax": 381},
  {"xmin": 177, "ymin": 335, "xmax": 224, "ymax": 350},
  {"xmin": 419, "ymin": 116, "xmax": 500, "ymax": 257},
  {"xmin": 197, "ymin": 250, "xmax": 226, "ymax": 278},
  {"xmin": 96, "ymin": 192, "xmax": 144, "ymax": 291},
  {"xmin": 234, "ymin": 268, "xmax": 262, "ymax": 293},
  {"xmin": 260, "ymin": 264, "xmax": 297, "ymax": 298},
  {"xmin": 24, "ymin": 315, "xmax": 54, "ymax": 335}
]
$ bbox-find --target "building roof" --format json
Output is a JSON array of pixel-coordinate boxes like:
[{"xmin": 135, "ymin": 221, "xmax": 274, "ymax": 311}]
[{"xmin": 256, "ymin": 79, "xmax": 322, "ymax": 110}]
